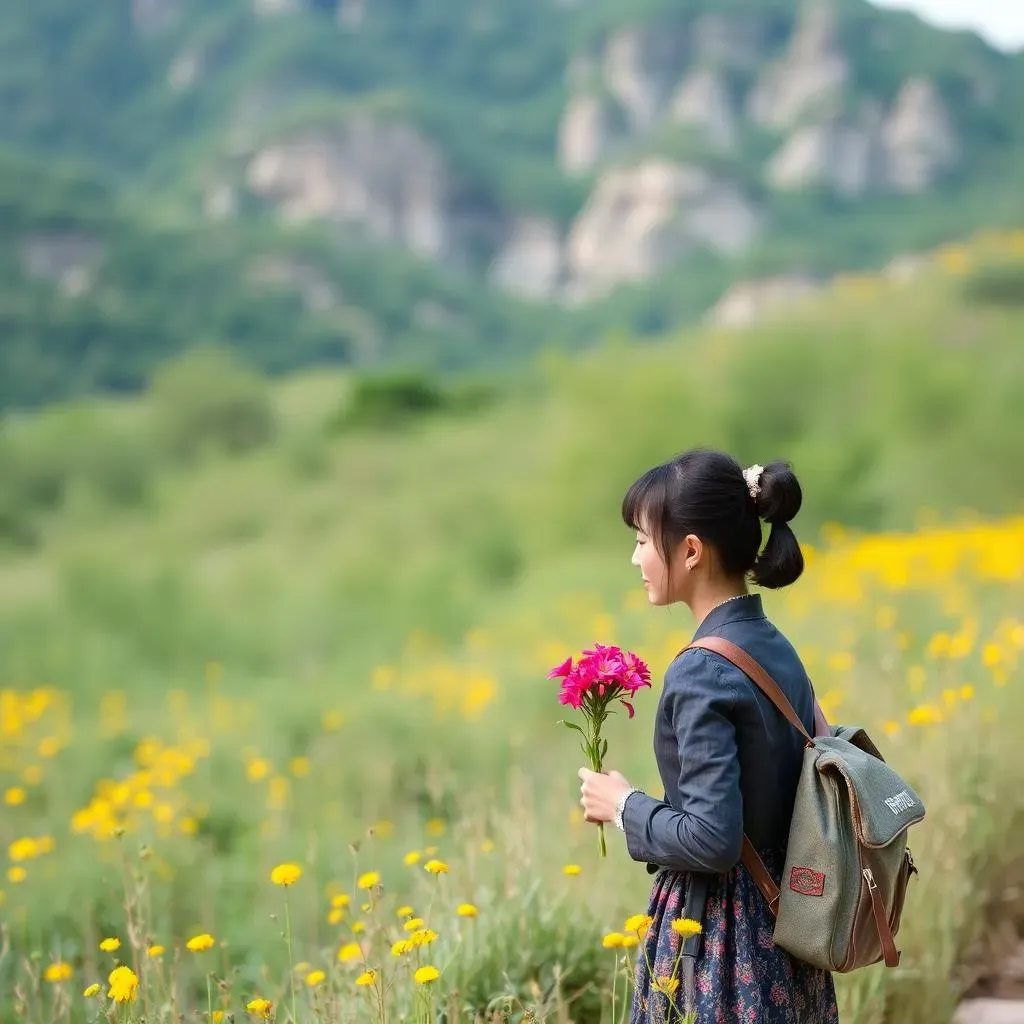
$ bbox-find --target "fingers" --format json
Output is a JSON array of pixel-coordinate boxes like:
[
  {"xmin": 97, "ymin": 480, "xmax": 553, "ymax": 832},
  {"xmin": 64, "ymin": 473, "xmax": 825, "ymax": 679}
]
[{"xmin": 577, "ymin": 767, "xmax": 592, "ymax": 782}]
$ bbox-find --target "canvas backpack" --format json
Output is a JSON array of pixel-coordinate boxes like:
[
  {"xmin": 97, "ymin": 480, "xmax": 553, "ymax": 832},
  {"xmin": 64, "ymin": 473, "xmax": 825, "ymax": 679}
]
[{"xmin": 686, "ymin": 636, "xmax": 924, "ymax": 973}]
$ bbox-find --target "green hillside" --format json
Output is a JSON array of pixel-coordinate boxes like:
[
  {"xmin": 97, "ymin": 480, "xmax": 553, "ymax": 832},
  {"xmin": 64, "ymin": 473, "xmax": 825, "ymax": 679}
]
[{"xmin": 2, "ymin": 0, "xmax": 1024, "ymax": 408}]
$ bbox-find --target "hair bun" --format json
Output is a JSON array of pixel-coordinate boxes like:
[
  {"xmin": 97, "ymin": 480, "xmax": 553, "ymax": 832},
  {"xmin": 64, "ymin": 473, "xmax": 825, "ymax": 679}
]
[{"xmin": 755, "ymin": 460, "xmax": 802, "ymax": 525}]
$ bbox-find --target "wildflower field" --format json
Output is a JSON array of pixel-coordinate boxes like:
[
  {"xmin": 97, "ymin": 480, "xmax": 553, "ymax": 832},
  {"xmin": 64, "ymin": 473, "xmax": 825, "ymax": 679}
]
[
  {"xmin": 1, "ymin": 241, "xmax": 1023, "ymax": 1023},
  {"xmin": 2, "ymin": 510, "xmax": 1022, "ymax": 1024}
]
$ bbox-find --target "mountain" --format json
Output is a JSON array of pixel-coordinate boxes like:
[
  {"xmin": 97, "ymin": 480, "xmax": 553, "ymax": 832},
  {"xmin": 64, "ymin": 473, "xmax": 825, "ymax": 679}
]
[{"xmin": 2, "ymin": 0, "xmax": 1023, "ymax": 407}]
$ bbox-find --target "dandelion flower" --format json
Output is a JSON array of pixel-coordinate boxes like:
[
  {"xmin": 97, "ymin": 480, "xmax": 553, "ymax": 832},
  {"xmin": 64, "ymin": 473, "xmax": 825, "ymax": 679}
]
[
  {"xmin": 3, "ymin": 787, "xmax": 26, "ymax": 807},
  {"xmin": 423, "ymin": 859, "xmax": 448, "ymax": 875},
  {"xmin": 480, "ymin": 839, "xmax": 495, "ymax": 853},
  {"xmin": 107, "ymin": 966, "xmax": 139, "ymax": 1003},
  {"xmin": 352, "ymin": 922, "xmax": 366, "ymax": 934},
  {"xmin": 403, "ymin": 917, "xmax": 425, "ymax": 931},
  {"xmin": 147, "ymin": 945, "xmax": 165, "ymax": 958},
  {"xmin": 391, "ymin": 939, "xmax": 413, "ymax": 957},
  {"xmin": 327, "ymin": 908, "xmax": 344, "ymax": 925},
  {"xmin": 246, "ymin": 998, "xmax": 273, "ymax": 1019},
  {"xmin": 414, "ymin": 965, "xmax": 440, "ymax": 985},
  {"xmin": 426, "ymin": 818, "xmax": 446, "ymax": 837},
  {"xmin": 270, "ymin": 863, "xmax": 302, "ymax": 887},
  {"xmin": 331, "ymin": 893, "xmax": 351, "ymax": 909},
  {"xmin": 99, "ymin": 937, "xmax": 121, "ymax": 952},
  {"xmin": 8, "ymin": 866, "xmax": 27, "ymax": 884},
  {"xmin": 621, "ymin": 934, "xmax": 639, "ymax": 949},
  {"xmin": 357, "ymin": 871, "xmax": 380, "ymax": 890},
  {"xmin": 186, "ymin": 933, "xmax": 215, "ymax": 952},
  {"xmin": 397, "ymin": 905, "xmax": 414, "ymax": 917},
  {"xmin": 409, "ymin": 928, "xmax": 438, "ymax": 948},
  {"xmin": 562, "ymin": 864, "xmax": 581, "ymax": 876},
  {"xmin": 305, "ymin": 970, "xmax": 325, "ymax": 988},
  {"xmin": 213, "ymin": 1013, "xmax": 225, "ymax": 1023},
  {"xmin": 602, "ymin": 933, "xmax": 625, "ymax": 948},
  {"xmin": 653, "ymin": 976, "xmax": 679, "ymax": 996},
  {"xmin": 44, "ymin": 963, "xmax": 72, "ymax": 983},
  {"xmin": 403, "ymin": 851, "xmax": 421, "ymax": 866},
  {"xmin": 457, "ymin": 903, "xmax": 478, "ymax": 918},
  {"xmin": 671, "ymin": 918, "xmax": 702, "ymax": 939},
  {"xmin": 338, "ymin": 942, "xmax": 362, "ymax": 963},
  {"xmin": 355, "ymin": 969, "xmax": 377, "ymax": 987},
  {"xmin": 624, "ymin": 914, "xmax": 653, "ymax": 936},
  {"xmin": 83, "ymin": 984, "xmax": 101, "ymax": 998}
]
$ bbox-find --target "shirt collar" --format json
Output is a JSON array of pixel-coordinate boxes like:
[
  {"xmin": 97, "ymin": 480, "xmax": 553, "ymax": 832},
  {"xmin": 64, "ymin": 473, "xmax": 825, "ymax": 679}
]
[{"xmin": 692, "ymin": 593, "xmax": 765, "ymax": 640}]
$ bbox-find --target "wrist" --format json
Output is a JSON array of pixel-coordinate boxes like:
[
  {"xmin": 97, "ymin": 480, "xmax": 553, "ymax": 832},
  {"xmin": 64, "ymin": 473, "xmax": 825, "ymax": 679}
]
[{"xmin": 613, "ymin": 787, "xmax": 642, "ymax": 831}]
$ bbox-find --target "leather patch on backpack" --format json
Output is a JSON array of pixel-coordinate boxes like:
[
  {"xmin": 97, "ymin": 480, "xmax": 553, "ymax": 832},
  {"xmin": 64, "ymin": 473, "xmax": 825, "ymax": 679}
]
[{"xmin": 790, "ymin": 866, "xmax": 826, "ymax": 897}]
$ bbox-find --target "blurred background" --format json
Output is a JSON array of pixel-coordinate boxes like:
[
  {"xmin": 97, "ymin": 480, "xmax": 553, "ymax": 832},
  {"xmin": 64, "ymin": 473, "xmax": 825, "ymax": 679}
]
[{"xmin": 1, "ymin": 1, "xmax": 1023, "ymax": 1022}]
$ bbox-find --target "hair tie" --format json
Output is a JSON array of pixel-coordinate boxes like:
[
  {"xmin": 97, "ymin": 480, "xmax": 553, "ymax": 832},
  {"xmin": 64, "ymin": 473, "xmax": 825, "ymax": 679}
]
[{"xmin": 743, "ymin": 464, "xmax": 764, "ymax": 501}]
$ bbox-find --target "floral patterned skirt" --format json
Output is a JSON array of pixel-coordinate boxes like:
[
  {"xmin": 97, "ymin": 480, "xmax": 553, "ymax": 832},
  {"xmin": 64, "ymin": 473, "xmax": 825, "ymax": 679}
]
[{"xmin": 631, "ymin": 849, "xmax": 840, "ymax": 1024}]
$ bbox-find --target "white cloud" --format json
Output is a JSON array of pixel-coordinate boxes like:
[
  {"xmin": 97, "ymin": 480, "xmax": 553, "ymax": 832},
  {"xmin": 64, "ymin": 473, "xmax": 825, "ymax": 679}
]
[{"xmin": 870, "ymin": 0, "xmax": 1024, "ymax": 51}]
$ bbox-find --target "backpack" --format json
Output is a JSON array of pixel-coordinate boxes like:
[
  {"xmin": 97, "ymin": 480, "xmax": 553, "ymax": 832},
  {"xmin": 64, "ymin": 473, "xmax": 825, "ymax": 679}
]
[{"xmin": 686, "ymin": 636, "xmax": 924, "ymax": 973}]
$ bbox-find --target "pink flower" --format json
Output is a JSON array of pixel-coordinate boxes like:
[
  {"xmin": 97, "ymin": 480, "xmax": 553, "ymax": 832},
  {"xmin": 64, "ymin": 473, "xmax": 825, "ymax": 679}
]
[
  {"xmin": 547, "ymin": 657, "xmax": 573, "ymax": 681},
  {"xmin": 549, "ymin": 645, "xmax": 651, "ymax": 716}
]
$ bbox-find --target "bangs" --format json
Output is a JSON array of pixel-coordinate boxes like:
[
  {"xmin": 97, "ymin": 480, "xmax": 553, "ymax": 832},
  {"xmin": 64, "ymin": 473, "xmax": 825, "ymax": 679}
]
[{"xmin": 621, "ymin": 463, "xmax": 673, "ymax": 540}]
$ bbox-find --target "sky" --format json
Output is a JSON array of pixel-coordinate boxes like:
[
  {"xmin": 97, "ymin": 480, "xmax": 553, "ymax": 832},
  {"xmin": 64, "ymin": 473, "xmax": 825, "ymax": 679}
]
[{"xmin": 870, "ymin": 0, "xmax": 1024, "ymax": 51}]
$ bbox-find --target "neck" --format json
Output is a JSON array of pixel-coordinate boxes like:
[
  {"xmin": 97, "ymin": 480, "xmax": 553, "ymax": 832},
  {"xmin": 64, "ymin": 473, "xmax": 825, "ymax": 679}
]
[{"xmin": 689, "ymin": 582, "xmax": 748, "ymax": 626}]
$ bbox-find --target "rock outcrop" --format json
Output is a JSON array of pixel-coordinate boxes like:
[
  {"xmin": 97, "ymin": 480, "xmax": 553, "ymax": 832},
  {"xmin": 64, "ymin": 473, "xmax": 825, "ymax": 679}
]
[
  {"xmin": 708, "ymin": 275, "xmax": 820, "ymax": 328},
  {"xmin": 670, "ymin": 68, "xmax": 738, "ymax": 151},
  {"xmin": 19, "ymin": 234, "xmax": 103, "ymax": 298},
  {"xmin": 131, "ymin": 0, "xmax": 179, "ymax": 34},
  {"xmin": 881, "ymin": 77, "xmax": 960, "ymax": 193},
  {"xmin": 558, "ymin": 94, "xmax": 620, "ymax": 175},
  {"xmin": 488, "ymin": 218, "xmax": 564, "ymax": 301},
  {"xmin": 747, "ymin": 2, "xmax": 849, "ymax": 131},
  {"xmin": 246, "ymin": 116, "xmax": 461, "ymax": 263},
  {"xmin": 564, "ymin": 160, "xmax": 763, "ymax": 302},
  {"xmin": 602, "ymin": 26, "xmax": 686, "ymax": 132}
]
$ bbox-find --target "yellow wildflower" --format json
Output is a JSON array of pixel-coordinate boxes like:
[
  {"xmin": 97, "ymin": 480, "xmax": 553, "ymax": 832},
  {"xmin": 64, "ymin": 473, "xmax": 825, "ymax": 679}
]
[
  {"xmin": 83, "ymin": 984, "xmax": 101, "ymax": 998},
  {"xmin": 8, "ymin": 866, "xmax": 26, "ymax": 884},
  {"xmin": 352, "ymin": 922, "xmax": 366, "ymax": 934},
  {"xmin": 213, "ymin": 1013, "xmax": 225, "ymax": 1023},
  {"xmin": 671, "ymin": 918, "xmax": 702, "ymax": 938},
  {"xmin": 480, "ymin": 839, "xmax": 495, "ymax": 853},
  {"xmin": 423, "ymin": 859, "xmax": 448, "ymax": 875},
  {"xmin": 327, "ymin": 909, "xmax": 344, "ymax": 925},
  {"xmin": 107, "ymin": 966, "xmax": 139, "ymax": 1003},
  {"xmin": 403, "ymin": 850, "xmax": 421, "ymax": 866},
  {"xmin": 654, "ymin": 976, "xmax": 679, "ymax": 997},
  {"xmin": 305, "ymin": 970, "xmax": 325, "ymax": 987},
  {"xmin": 409, "ymin": 928, "xmax": 438, "ymax": 948},
  {"xmin": 457, "ymin": 903, "xmax": 479, "ymax": 918},
  {"xmin": 391, "ymin": 939, "xmax": 413, "ymax": 956},
  {"xmin": 602, "ymin": 933, "xmax": 625, "ymax": 948},
  {"xmin": 624, "ymin": 914, "xmax": 653, "ymax": 937},
  {"xmin": 404, "ymin": 917, "xmax": 425, "ymax": 931},
  {"xmin": 99, "ymin": 937, "xmax": 121, "ymax": 952},
  {"xmin": 426, "ymin": 818, "xmax": 446, "ymax": 837},
  {"xmin": 356, "ymin": 969, "xmax": 377, "ymax": 987},
  {"xmin": 414, "ymin": 965, "xmax": 440, "ymax": 984},
  {"xmin": 357, "ymin": 871, "xmax": 380, "ymax": 890},
  {"xmin": 338, "ymin": 942, "xmax": 362, "ymax": 963},
  {"xmin": 246, "ymin": 998, "xmax": 273, "ymax": 1019},
  {"xmin": 397, "ymin": 905, "xmax": 414, "ymax": 917},
  {"xmin": 3, "ymin": 787, "xmax": 26, "ymax": 806},
  {"xmin": 621, "ymin": 934, "xmax": 639, "ymax": 948},
  {"xmin": 562, "ymin": 864, "xmax": 581, "ymax": 876},
  {"xmin": 331, "ymin": 893, "xmax": 351, "ymax": 908},
  {"xmin": 44, "ymin": 962, "xmax": 73, "ymax": 983},
  {"xmin": 147, "ymin": 945, "xmax": 165, "ymax": 958},
  {"xmin": 270, "ymin": 863, "xmax": 302, "ymax": 887},
  {"xmin": 186, "ymin": 933, "xmax": 215, "ymax": 952}
]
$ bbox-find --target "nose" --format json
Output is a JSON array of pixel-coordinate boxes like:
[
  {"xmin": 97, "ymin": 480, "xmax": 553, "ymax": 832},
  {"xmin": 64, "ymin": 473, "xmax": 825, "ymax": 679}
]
[{"xmin": 631, "ymin": 545, "xmax": 641, "ymax": 567}]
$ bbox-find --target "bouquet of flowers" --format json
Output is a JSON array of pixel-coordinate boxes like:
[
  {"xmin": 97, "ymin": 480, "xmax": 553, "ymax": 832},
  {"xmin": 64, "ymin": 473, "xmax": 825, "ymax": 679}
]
[{"xmin": 549, "ymin": 643, "xmax": 652, "ymax": 856}]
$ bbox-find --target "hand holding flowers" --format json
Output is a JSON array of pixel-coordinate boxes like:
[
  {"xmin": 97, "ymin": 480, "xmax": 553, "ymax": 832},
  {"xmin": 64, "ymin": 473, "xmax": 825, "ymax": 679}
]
[{"xmin": 549, "ymin": 643, "xmax": 651, "ymax": 856}]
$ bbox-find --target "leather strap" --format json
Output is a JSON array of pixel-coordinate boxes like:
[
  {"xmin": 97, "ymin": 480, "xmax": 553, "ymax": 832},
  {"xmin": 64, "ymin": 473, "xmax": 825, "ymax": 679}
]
[
  {"xmin": 865, "ymin": 870, "xmax": 902, "ymax": 967},
  {"xmin": 687, "ymin": 637, "xmax": 815, "ymax": 745},
  {"xmin": 683, "ymin": 636, "xmax": 826, "ymax": 917}
]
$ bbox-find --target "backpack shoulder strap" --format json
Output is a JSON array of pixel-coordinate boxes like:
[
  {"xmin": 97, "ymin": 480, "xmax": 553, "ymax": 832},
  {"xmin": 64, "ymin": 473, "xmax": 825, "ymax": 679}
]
[
  {"xmin": 685, "ymin": 636, "xmax": 816, "ymax": 745},
  {"xmin": 682, "ymin": 635, "xmax": 821, "ymax": 916}
]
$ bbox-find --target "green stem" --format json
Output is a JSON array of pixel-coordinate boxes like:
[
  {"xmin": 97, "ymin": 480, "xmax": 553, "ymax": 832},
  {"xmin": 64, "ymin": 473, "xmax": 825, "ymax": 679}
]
[
  {"xmin": 284, "ymin": 896, "xmax": 298, "ymax": 1024},
  {"xmin": 206, "ymin": 973, "xmax": 213, "ymax": 1024}
]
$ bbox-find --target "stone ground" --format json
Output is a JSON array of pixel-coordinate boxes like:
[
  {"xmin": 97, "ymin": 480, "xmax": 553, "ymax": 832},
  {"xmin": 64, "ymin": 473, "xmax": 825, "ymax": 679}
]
[{"xmin": 956, "ymin": 942, "xmax": 1024, "ymax": 1023}]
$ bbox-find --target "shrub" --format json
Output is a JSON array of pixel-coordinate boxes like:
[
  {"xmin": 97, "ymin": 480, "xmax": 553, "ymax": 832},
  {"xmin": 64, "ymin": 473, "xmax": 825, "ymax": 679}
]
[
  {"xmin": 150, "ymin": 346, "xmax": 277, "ymax": 462},
  {"xmin": 962, "ymin": 261, "xmax": 1024, "ymax": 307}
]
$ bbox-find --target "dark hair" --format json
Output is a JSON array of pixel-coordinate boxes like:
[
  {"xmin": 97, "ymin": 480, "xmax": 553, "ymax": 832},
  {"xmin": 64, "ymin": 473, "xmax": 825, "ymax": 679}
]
[{"xmin": 621, "ymin": 448, "xmax": 804, "ymax": 590}]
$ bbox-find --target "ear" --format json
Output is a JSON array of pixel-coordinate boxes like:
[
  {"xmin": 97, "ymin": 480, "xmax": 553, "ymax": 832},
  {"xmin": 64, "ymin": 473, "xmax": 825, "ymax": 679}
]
[{"xmin": 682, "ymin": 534, "xmax": 704, "ymax": 572}]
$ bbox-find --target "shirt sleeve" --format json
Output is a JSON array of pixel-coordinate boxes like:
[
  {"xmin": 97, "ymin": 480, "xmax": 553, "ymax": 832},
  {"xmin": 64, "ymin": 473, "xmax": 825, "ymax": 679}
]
[{"xmin": 620, "ymin": 649, "xmax": 744, "ymax": 874}]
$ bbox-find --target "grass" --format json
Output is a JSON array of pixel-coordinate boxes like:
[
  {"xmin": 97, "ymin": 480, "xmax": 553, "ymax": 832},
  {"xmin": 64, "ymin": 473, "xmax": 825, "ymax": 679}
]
[{"xmin": 1, "ymin": 236, "xmax": 1024, "ymax": 1023}]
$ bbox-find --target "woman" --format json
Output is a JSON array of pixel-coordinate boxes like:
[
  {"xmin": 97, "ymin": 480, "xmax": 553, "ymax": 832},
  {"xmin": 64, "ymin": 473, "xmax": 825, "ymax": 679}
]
[{"xmin": 578, "ymin": 448, "xmax": 840, "ymax": 1023}]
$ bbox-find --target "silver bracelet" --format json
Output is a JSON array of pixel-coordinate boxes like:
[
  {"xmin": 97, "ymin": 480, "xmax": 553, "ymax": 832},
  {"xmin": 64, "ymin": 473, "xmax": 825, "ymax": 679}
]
[{"xmin": 614, "ymin": 788, "xmax": 643, "ymax": 832}]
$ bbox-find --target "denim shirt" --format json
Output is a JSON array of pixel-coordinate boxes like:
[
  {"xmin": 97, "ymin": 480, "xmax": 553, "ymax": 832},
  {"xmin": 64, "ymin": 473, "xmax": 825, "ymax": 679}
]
[{"xmin": 621, "ymin": 594, "xmax": 816, "ymax": 875}]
